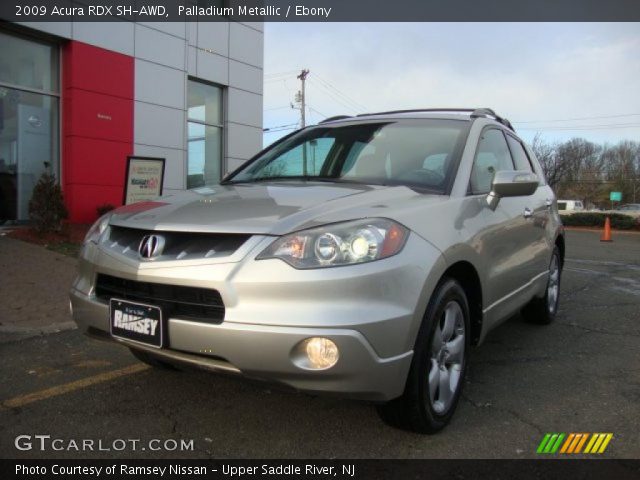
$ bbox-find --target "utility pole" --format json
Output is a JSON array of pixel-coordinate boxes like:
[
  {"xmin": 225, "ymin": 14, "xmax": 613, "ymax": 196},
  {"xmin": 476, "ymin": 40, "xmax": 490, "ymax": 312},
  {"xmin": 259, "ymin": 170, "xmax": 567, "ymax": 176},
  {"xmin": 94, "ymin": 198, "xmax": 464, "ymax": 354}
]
[
  {"xmin": 296, "ymin": 69, "xmax": 309, "ymax": 127},
  {"xmin": 295, "ymin": 69, "xmax": 310, "ymax": 175}
]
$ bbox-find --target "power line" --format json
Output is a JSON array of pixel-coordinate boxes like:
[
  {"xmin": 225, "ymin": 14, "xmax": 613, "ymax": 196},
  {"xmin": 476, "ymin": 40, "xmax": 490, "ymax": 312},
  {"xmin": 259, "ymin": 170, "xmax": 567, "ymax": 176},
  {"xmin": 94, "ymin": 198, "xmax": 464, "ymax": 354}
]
[
  {"xmin": 308, "ymin": 78, "xmax": 363, "ymax": 113},
  {"xmin": 264, "ymin": 105, "xmax": 293, "ymax": 112},
  {"xmin": 518, "ymin": 123, "xmax": 640, "ymax": 131},
  {"xmin": 513, "ymin": 113, "xmax": 640, "ymax": 124},
  {"xmin": 312, "ymin": 74, "xmax": 368, "ymax": 111},
  {"xmin": 265, "ymin": 77, "xmax": 295, "ymax": 84},
  {"xmin": 308, "ymin": 105, "xmax": 327, "ymax": 118},
  {"xmin": 264, "ymin": 126, "xmax": 298, "ymax": 134},
  {"xmin": 264, "ymin": 70, "xmax": 299, "ymax": 78},
  {"xmin": 263, "ymin": 122, "xmax": 299, "ymax": 132},
  {"xmin": 307, "ymin": 79, "xmax": 360, "ymax": 115}
]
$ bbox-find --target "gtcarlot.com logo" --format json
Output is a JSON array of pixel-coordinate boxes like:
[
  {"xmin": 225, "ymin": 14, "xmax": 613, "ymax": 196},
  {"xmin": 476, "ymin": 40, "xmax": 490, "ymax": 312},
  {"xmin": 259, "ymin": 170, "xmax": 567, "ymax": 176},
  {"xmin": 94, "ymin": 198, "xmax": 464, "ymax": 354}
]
[
  {"xmin": 536, "ymin": 433, "xmax": 613, "ymax": 454},
  {"xmin": 14, "ymin": 435, "xmax": 194, "ymax": 452}
]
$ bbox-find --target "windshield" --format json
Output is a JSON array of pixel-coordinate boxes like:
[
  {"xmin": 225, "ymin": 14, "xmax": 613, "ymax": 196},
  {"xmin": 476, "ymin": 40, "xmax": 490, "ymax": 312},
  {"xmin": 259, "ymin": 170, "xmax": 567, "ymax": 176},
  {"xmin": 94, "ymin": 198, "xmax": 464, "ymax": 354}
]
[{"xmin": 223, "ymin": 119, "xmax": 469, "ymax": 193}]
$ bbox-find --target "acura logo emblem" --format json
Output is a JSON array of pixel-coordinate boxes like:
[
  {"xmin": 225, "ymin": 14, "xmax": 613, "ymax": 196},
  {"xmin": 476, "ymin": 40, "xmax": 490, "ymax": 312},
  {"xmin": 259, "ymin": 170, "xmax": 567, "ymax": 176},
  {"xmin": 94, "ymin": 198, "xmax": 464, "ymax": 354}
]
[{"xmin": 138, "ymin": 234, "xmax": 165, "ymax": 260}]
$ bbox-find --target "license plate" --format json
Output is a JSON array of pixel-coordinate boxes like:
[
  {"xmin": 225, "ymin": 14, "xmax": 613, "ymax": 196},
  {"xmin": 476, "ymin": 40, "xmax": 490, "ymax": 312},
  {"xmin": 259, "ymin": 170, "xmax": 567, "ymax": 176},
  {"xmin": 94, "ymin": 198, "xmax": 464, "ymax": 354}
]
[{"xmin": 110, "ymin": 299, "xmax": 163, "ymax": 348}]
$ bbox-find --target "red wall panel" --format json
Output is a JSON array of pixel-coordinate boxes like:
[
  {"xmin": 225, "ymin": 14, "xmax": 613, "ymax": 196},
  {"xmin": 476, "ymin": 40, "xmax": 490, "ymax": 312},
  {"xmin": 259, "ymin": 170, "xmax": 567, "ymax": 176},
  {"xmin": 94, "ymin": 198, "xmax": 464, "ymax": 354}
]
[
  {"xmin": 62, "ymin": 41, "xmax": 133, "ymax": 99},
  {"xmin": 65, "ymin": 184, "xmax": 125, "ymax": 225},
  {"xmin": 64, "ymin": 137, "xmax": 130, "ymax": 186},
  {"xmin": 64, "ymin": 89, "xmax": 133, "ymax": 143},
  {"xmin": 62, "ymin": 41, "xmax": 134, "ymax": 223}
]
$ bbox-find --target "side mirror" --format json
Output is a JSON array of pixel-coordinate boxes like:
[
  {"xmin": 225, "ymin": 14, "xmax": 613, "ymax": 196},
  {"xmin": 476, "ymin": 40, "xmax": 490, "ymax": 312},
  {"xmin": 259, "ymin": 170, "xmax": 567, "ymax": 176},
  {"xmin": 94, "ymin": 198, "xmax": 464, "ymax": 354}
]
[{"xmin": 486, "ymin": 170, "xmax": 539, "ymax": 210}]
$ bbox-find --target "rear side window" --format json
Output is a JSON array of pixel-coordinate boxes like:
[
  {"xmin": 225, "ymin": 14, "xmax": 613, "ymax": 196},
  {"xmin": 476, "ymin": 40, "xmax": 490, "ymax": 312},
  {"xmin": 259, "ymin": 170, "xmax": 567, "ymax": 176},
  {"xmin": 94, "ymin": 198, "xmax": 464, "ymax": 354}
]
[
  {"xmin": 506, "ymin": 135, "xmax": 533, "ymax": 172},
  {"xmin": 470, "ymin": 129, "xmax": 514, "ymax": 194}
]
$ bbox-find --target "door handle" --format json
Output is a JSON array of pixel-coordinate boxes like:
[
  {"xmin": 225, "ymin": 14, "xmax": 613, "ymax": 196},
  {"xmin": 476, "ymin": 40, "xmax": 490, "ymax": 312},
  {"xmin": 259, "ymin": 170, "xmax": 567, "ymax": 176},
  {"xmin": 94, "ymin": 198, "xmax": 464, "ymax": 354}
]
[
  {"xmin": 524, "ymin": 207, "xmax": 533, "ymax": 218},
  {"xmin": 545, "ymin": 198, "xmax": 552, "ymax": 209}
]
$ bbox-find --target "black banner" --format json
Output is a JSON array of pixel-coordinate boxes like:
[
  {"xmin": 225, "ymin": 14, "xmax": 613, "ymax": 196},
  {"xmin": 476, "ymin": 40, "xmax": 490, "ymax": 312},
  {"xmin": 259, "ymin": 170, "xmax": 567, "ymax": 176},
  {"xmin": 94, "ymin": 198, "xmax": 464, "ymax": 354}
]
[
  {"xmin": 0, "ymin": 0, "xmax": 639, "ymax": 22},
  {"xmin": 3, "ymin": 459, "xmax": 640, "ymax": 480}
]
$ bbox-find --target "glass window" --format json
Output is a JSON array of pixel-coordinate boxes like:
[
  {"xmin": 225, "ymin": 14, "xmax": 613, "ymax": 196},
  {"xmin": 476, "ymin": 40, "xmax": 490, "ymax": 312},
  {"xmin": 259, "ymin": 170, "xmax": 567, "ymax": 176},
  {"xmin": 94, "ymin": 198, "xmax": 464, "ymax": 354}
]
[
  {"xmin": 187, "ymin": 79, "xmax": 223, "ymax": 189},
  {"xmin": 225, "ymin": 120, "xmax": 469, "ymax": 193},
  {"xmin": 188, "ymin": 79, "xmax": 222, "ymax": 126},
  {"xmin": 470, "ymin": 129, "xmax": 514, "ymax": 194},
  {"xmin": 506, "ymin": 135, "xmax": 533, "ymax": 172},
  {"xmin": 0, "ymin": 32, "xmax": 59, "ymax": 92},
  {"xmin": 0, "ymin": 87, "xmax": 59, "ymax": 222}
]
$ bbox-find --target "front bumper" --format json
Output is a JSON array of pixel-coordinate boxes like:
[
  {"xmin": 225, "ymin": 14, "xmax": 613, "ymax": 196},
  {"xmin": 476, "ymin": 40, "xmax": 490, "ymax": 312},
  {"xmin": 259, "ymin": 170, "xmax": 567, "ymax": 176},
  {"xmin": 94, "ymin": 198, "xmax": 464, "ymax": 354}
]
[
  {"xmin": 70, "ymin": 233, "xmax": 443, "ymax": 401},
  {"xmin": 71, "ymin": 287, "xmax": 412, "ymax": 400}
]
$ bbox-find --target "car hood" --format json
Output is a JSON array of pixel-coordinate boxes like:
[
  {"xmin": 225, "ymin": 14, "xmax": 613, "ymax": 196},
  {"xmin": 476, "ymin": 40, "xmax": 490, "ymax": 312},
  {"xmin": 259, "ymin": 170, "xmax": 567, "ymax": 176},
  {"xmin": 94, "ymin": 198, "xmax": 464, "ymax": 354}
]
[{"xmin": 109, "ymin": 182, "xmax": 446, "ymax": 235}]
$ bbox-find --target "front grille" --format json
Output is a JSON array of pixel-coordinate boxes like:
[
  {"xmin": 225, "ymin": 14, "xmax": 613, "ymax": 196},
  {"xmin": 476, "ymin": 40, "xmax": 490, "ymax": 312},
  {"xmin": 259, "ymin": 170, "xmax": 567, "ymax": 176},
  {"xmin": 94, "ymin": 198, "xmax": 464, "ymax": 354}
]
[
  {"xmin": 105, "ymin": 227, "xmax": 250, "ymax": 262},
  {"xmin": 95, "ymin": 274, "xmax": 225, "ymax": 323}
]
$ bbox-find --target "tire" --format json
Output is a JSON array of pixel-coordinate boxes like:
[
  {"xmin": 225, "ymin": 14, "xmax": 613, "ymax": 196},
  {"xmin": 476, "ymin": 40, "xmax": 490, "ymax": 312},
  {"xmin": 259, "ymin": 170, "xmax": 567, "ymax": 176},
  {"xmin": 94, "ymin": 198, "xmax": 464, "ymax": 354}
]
[
  {"xmin": 129, "ymin": 348, "xmax": 177, "ymax": 370},
  {"xmin": 377, "ymin": 278, "xmax": 470, "ymax": 433},
  {"xmin": 522, "ymin": 246, "xmax": 562, "ymax": 325}
]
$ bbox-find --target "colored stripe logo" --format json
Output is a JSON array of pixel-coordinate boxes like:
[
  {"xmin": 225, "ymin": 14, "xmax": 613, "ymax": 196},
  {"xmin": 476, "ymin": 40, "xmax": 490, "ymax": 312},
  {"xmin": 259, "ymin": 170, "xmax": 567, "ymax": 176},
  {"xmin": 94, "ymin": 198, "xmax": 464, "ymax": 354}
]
[{"xmin": 537, "ymin": 433, "xmax": 613, "ymax": 454}]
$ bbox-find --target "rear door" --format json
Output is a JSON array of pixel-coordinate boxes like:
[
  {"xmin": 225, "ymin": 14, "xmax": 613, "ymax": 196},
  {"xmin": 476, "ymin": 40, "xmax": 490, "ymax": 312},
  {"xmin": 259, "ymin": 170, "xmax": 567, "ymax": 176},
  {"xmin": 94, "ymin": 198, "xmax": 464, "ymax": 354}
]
[{"xmin": 505, "ymin": 133, "xmax": 550, "ymax": 278}]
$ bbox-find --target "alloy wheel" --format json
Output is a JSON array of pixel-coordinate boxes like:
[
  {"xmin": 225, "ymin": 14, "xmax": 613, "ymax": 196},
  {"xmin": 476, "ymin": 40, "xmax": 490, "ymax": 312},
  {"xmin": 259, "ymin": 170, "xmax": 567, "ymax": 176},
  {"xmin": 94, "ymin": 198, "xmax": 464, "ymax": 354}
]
[
  {"xmin": 548, "ymin": 254, "xmax": 560, "ymax": 314},
  {"xmin": 428, "ymin": 301, "xmax": 466, "ymax": 414}
]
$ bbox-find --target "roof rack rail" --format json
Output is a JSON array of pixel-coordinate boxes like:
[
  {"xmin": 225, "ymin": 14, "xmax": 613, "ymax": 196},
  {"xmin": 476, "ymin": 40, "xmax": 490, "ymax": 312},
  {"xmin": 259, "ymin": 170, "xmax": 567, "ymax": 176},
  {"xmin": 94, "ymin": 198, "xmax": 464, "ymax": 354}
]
[
  {"xmin": 356, "ymin": 108, "xmax": 476, "ymax": 117},
  {"xmin": 470, "ymin": 108, "xmax": 515, "ymax": 131},
  {"xmin": 319, "ymin": 115, "xmax": 353, "ymax": 124},
  {"xmin": 353, "ymin": 107, "xmax": 515, "ymax": 131}
]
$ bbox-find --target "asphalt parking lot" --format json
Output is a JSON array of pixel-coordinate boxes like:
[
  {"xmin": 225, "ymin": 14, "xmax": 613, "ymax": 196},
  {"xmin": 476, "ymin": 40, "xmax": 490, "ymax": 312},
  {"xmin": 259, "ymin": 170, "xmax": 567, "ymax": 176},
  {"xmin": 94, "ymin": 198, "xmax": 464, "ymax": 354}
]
[{"xmin": 0, "ymin": 230, "xmax": 639, "ymax": 459}]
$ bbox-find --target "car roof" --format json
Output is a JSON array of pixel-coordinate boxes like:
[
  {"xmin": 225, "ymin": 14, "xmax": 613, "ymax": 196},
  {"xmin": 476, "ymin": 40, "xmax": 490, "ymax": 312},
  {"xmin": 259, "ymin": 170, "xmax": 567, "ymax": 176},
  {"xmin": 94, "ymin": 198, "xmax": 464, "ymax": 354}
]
[{"xmin": 318, "ymin": 108, "xmax": 515, "ymax": 131}]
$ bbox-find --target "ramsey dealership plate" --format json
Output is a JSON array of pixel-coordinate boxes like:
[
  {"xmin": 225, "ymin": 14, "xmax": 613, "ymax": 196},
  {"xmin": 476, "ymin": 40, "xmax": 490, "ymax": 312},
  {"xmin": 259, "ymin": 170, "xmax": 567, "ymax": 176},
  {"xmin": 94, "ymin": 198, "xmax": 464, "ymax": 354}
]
[{"xmin": 110, "ymin": 299, "xmax": 163, "ymax": 348}]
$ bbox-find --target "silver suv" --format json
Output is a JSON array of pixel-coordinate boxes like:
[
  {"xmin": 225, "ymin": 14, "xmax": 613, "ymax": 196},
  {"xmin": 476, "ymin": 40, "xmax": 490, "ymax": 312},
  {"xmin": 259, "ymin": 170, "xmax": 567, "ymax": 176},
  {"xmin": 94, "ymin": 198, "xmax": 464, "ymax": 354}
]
[{"xmin": 70, "ymin": 108, "xmax": 564, "ymax": 433}]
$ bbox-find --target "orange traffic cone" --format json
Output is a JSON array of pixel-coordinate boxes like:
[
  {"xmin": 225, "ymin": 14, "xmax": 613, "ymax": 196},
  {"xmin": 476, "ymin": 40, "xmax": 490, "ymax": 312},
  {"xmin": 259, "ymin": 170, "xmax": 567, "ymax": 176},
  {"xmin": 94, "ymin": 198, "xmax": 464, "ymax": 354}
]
[{"xmin": 600, "ymin": 216, "xmax": 612, "ymax": 242}]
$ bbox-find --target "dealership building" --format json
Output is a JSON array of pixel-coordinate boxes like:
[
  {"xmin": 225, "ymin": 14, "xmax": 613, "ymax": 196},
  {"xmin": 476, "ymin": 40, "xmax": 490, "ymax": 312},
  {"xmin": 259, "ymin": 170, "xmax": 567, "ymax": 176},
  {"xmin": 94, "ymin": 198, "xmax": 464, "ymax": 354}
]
[{"xmin": 0, "ymin": 20, "xmax": 264, "ymax": 223}]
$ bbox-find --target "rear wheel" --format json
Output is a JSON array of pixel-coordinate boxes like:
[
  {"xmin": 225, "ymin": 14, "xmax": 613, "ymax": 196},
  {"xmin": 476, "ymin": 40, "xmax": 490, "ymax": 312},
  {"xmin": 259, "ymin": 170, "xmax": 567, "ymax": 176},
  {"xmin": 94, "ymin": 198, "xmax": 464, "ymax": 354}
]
[
  {"xmin": 522, "ymin": 246, "xmax": 561, "ymax": 325},
  {"xmin": 129, "ymin": 348, "xmax": 177, "ymax": 370},
  {"xmin": 377, "ymin": 279, "xmax": 470, "ymax": 433}
]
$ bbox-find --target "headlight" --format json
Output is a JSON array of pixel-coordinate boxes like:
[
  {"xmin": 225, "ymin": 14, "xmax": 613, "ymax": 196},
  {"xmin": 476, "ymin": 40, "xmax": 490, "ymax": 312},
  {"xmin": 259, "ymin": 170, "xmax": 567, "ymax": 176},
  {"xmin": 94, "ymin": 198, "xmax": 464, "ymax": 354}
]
[
  {"xmin": 83, "ymin": 213, "xmax": 112, "ymax": 244},
  {"xmin": 257, "ymin": 218, "xmax": 409, "ymax": 269}
]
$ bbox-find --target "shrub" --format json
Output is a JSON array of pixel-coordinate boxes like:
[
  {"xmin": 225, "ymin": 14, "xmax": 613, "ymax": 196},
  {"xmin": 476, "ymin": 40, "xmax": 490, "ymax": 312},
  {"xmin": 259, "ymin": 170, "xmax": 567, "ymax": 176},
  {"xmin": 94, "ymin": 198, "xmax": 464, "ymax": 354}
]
[
  {"xmin": 560, "ymin": 212, "xmax": 638, "ymax": 230},
  {"xmin": 96, "ymin": 203, "xmax": 116, "ymax": 217},
  {"xmin": 28, "ymin": 172, "xmax": 68, "ymax": 234}
]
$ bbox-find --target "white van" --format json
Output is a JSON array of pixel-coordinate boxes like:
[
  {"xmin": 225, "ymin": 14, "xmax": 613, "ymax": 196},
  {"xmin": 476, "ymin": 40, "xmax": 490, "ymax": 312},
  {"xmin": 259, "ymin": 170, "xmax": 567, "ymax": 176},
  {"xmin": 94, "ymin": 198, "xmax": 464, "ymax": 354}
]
[{"xmin": 557, "ymin": 200, "xmax": 584, "ymax": 211}]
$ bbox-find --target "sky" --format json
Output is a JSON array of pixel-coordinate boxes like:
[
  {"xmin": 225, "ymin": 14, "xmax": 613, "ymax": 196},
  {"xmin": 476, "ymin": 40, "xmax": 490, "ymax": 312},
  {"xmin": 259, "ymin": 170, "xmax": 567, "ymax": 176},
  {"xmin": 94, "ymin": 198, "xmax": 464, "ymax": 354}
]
[{"xmin": 262, "ymin": 22, "xmax": 640, "ymax": 147}]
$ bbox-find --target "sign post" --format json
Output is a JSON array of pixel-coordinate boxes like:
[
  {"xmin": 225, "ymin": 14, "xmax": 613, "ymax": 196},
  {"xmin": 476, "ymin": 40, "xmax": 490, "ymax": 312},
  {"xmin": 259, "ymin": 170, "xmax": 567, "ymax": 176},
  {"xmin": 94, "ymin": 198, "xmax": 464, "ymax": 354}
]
[{"xmin": 123, "ymin": 156, "xmax": 165, "ymax": 205}]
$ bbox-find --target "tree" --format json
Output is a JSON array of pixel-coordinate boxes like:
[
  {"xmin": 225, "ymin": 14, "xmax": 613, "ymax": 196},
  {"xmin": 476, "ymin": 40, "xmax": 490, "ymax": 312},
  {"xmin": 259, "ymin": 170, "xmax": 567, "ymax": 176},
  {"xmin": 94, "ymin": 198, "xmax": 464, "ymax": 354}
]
[
  {"xmin": 28, "ymin": 172, "xmax": 68, "ymax": 234},
  {"xmin": 602, "ymin": 141, "xmax": 640, "ymax": 204},
  {"xmin": 555, "ymin": 138, "xmax": 603, "ymax": 207},
  {"xmin": 531, "ymin": 134, "xmax": 565, "ymax": 189}
]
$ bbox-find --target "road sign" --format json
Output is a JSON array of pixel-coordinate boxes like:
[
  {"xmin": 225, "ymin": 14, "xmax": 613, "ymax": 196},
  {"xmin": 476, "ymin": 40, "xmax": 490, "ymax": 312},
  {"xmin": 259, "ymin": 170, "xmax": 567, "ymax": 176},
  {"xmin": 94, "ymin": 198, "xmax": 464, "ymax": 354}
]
[{"xmin": 610, "ymin": 191, "xmax": 622, "ymax": 202}]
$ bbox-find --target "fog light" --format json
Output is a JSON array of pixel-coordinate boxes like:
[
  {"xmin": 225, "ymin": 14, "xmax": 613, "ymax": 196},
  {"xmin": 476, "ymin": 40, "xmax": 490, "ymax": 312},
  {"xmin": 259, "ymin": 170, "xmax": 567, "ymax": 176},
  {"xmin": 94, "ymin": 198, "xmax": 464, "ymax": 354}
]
[{"xmin": 302, "ymin": 337, "xmax": 339, "ymax": 369}]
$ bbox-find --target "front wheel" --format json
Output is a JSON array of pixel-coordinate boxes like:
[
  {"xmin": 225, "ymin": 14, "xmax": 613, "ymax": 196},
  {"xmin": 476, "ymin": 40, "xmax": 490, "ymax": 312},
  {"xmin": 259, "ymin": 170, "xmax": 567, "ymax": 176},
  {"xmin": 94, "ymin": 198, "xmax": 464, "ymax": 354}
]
[
  {"xmin": 377, "ymin": 278, "xmax": 470, "ymax": 433},
  {"xmin": 522, "ymin": 246, "xmax": 562, "ymax": 325}
]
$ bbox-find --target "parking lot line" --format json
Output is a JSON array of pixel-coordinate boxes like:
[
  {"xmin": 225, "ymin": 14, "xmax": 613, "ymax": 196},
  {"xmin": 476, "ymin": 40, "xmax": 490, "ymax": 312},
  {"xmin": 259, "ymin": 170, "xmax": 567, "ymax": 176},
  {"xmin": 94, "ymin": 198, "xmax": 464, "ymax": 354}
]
[{"xmin": 1, "ymin": 364, "xmax": 149, "ymax": 409}]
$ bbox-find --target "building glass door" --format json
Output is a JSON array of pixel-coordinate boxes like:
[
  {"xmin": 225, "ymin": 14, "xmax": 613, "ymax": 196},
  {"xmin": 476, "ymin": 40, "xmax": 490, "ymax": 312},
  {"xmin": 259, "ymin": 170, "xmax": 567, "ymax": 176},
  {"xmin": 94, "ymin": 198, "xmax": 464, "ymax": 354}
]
[{"xmin": 0, "ymin": 30, "xmax": 59, "ymax": 223}]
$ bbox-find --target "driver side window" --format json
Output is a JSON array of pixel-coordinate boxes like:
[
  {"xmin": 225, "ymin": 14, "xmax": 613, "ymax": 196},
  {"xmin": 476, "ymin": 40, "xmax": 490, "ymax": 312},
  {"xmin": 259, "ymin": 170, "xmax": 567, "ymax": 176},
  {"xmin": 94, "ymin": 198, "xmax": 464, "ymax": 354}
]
[{"xmin": 470, "ymin": 129, "xmax": 514, "ymax": 194}]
